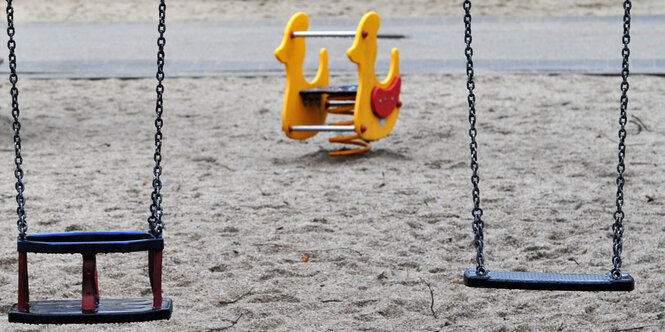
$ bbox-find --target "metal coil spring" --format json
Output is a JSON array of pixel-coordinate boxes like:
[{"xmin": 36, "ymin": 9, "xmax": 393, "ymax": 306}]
[{"xmin": 325, "ymin": 98, "xmax": 370, "ymax": 156}]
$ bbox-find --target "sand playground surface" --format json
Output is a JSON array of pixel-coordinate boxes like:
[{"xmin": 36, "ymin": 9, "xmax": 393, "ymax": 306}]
[{"xmin": 0, "ymin": 1, "xmax": 662, "ymax": 331}]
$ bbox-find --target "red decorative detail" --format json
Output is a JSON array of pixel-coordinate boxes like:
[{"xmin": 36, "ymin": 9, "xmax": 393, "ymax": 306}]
[
  {"xmin": 361, "ymin": 125, "xmax": 367, "ymax": 133},
  {"xmin": 288, "ymin": 125, "xmax": 293, "ymax": 133},
  {"xmin": 371, "ymin": 76, "xmax": 401, "ymax": 118},
  {"xmin": 149, "ymin": 250, "xmax": 163, "ymax": 308},
  {"xmin": 289, "ymin": 31, "xmax": 295, "ymax": 39},
  {"xmin": 82, "ymin": 254, "xmax": 99, "ymax": 313},
  {"xmin": 18, "ymin": 252, "xmax": 29, "ymax": 312},
  {"xmin": 397, "ymin": 101, "xmax": 402, "ymax": 108},
  {"xmin": 362, "ymin": 30, "xmax": 368, "ymax": 38}
]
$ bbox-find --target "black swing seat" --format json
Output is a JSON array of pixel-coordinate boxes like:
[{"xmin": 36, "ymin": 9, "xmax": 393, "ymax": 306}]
[
  {"xmin": 17, "ymin": 231, "xmax": 163, "ymax": 254},
  {"xmin": 9, "ymin": 231, "xmax": 172, "ymax": 324},
  {"xmin": 9, "ymin": 298, "xmax": 173, "ymax": 325},
  {"xmin": 300, "ymin": 85, "xmax": 358, "ymax": 98},
  {"xmin": 464, "ymin": 269, "xmax": 634, "ymax": 291}
]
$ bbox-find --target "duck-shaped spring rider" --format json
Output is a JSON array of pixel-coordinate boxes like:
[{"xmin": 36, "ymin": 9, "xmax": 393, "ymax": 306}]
[{"xmin": 275, "ymin": 12, "xmax": 402, "ymax": 156}]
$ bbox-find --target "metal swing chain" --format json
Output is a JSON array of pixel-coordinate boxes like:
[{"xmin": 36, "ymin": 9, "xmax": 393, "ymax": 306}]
[
  {"xmin": 463, "ymin": 0, "xmax": 486, "ymax": 276},
  {"xmin": 1, "ymin": 0, "xmax": 170, "ymax": 309},
  {"xmin": 148, "ymin": 0, "xmax": 167, "ymax": 238},
  {"xmin": 462, "ymin": 0, "xmax": 631, "ymax": 279},
  {"xmin": 612, "ymin": 0, "xmax": 631, "ymax": 280},
  {"xmin": 5, "ymin": 0, "xmax": 27, "ymax": 239},
  {"xmin": 5, "ymin": 1, "xmax": 166, "ymax": 239}
]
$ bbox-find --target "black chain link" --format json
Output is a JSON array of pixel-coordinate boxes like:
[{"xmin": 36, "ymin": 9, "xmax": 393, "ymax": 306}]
[
  {"xmin": 463, "ymin": 0, "xmax": 486, "ymax": 276},
  {"xmin": 148, "ymin": 0, "xmax": 166, "ymax": 238},
  {"xmin": 611, "ymin": 0, "xmax": 631, "ymax": 280},
  {"xmin": 5, "ymin": 0, "xmax": 27, "ymax": 239}
]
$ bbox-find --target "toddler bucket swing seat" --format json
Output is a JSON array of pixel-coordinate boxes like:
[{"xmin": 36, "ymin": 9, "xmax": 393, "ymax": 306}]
[
  {"xmin": 6, "ymin": 0, "xmax": 173, "ymax": 323},
  {"xmin": 461, "ymin": 0, "xmax": 634, "ymax": 291}
]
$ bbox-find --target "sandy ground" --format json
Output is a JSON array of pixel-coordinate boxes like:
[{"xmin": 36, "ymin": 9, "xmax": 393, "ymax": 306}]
[
  {"xmin": 0, "ymin": 73, "xmax": 660, "ymax": 331},
  {"xmin": 0, "ymin": 1, "xmax": 662, "ymax": 332},
  {"xmin": 8, "ymin": 0, "xmax": 665, "ymax": 22}
]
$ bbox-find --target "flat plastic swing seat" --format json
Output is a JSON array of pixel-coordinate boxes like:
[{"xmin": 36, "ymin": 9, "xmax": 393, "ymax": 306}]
[
  {"xmin": 464, "ymin": 269, "xmax": 634, "ymax": 291},
  {"xmin": 9, "ymin": 231, "xmax": 172, "ymax": 324},
  {"xmin": 300, "ymin": 85, "xmax": 358, "ymax": 98}
]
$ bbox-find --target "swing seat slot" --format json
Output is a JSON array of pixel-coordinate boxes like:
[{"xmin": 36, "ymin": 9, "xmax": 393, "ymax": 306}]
[
  {"xmin": 18, "ymin": 231, "xmax": 163, "ymax": 254},
  {"xmin": 9, "ymin": 298, "xmax": 173, "ymax": 324},
  {"xmin": 464, "ymin": 269, "xmax": 634, "ymax": 291},
  {"xmin": 289, "ymin": 125, "xmax": 356, "ymax": 132},
  {"xmin": 300, "ymin": 85, "xmax": 358, "ymax": 98}
]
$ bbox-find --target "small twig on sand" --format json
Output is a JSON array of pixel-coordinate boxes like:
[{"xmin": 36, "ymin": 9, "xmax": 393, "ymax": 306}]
[
  {"xmin": 208, "ymin": 313, "xmax": 244, "ymax": 331},
  {"xmin": 321, "ymin": 299, "xmax": 342, "ymax": 303},
  {"xmin": 319, "ymin": 247, "xmax": 362, "ymax": 256},
  {"xmin": 253, "ymin": 243, "xmax": 362, "ymax": 256},
  {"xmin": 630, "ymin": 115, "xmax": 649, "ymax": 133},
  {"xmin": 219, "ymin": 288, "xmax": 254, "ymax": 306},
  {"xmin": 614, "ymin": 326, "xmax": 657, "ymax": 332},
  {"xmin": 420, "ymin": 278, "xmax": 438, "ymax": 319}
]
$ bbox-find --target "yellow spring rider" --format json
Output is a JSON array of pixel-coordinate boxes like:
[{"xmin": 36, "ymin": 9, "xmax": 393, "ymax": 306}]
[{"xmin": 275, "ymin": 12, "xmax": 402, "ymax": 156}]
